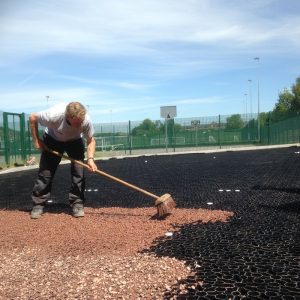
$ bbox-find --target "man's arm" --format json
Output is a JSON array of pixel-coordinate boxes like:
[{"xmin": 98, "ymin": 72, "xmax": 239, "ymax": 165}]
[
  {"xmin": 29, "ymin": 113, "xmax": 43, "ymax": 150},
  {"xmin": 86, "ymin": 136, "xmax": 98, "ymax": 171}
]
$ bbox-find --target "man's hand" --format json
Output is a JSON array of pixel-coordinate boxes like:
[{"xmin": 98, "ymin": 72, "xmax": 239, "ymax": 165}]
[
  {"xmin": 34, "ymin": 138, "xmax": 45, "ymax": 150},
  {"xmin": 87, "ymin": 158, "xmax": 98, "ymax": 172}
]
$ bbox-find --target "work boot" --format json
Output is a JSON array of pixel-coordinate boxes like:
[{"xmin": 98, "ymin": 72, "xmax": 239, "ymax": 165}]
[
  {"xmin": 72, "ymin": 203, "xmax": 85, "ymax": 218},
  {"xmin": 30, "ymin": 205, "xmax": 44, "ymax": 219}
]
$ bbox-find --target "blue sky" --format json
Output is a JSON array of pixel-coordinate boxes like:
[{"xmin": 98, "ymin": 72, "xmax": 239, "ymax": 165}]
[{"xmin": 1, "ymin": 0, "xmax": 300, "ymax": 122}]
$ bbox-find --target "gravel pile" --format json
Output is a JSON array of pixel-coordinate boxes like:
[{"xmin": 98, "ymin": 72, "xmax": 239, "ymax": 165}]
[
  {"xmin": 0, "ymin": 207, "xmax": 232, "ymax": 299},
  {"xmin": 0, "ymin": 249, "xmax": 191, "ymax": 299}
]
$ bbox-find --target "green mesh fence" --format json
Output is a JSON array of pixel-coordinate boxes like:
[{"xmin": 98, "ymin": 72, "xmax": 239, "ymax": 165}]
[
  {"xmin": 1, "ymin": 111, "xmax": 300, "ymax": 168},
  {"xmin": 260, "ymin": 114, "xmax": 300, "ymax": 145},
  {"xmin": 92, "ymin": 115, "xmax": 260, "ymax": 151}
]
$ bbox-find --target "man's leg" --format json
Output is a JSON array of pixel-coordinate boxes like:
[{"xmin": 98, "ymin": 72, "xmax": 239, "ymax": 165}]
[
  {"xmin": 31, "ymin": 135, "xmax": 62, "ymax": 218},
  {"xmin": 66, "ymin": 138, "xmax": 86, "ymax": 217}
]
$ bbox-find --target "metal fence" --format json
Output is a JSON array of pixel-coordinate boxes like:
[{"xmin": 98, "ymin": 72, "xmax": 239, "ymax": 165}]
[
  {"xmin": 0, "ymin": 111, "xmax": 31, "ymax": 168},
  {"xmin": 1, "ymin": 110, "xmax": 300, "ymax": 168}
]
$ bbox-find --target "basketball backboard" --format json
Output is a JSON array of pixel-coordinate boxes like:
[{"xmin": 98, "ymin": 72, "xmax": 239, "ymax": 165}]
[{"xmin": 160, "ymin": 106, "xmax": 177, "ymax": 119}]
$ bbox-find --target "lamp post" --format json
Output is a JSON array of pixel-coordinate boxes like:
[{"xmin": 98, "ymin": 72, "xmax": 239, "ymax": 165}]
[
  {"xmin": 244, "ymin": 93, "xmax": 250, "ymax": 140},
  {"xmin": 244, "ymin": 93, "xmax": 248, "ymax": 122},
  {"xmin": 46, "ymin": 96, "xmax": 50, "ymax": 107},
  {"xmin": 248, "ymin": 79, "xmax": 252, "ymax": 119},
  {"xmin": 248, "ymin": 79, "xmax": 252, "ymax": 140},
  {"xmin": 254, "ymin": 57, "xmax": 260, "ymax": 142}
]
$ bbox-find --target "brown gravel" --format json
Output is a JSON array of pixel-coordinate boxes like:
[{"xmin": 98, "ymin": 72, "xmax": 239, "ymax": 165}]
[{"xmin": 0, "ymin": 207, "xmax": 233, "ymax": 299}]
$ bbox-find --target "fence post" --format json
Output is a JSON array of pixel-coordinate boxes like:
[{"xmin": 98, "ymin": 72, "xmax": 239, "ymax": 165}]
[
  {"xmin": 173, "ymin": 124, "xmax": 176, "ymax": 152},
  {"xmin": 27, "ymin": 120, "xmax": 32, "ymax": 156},
  {"xmin": 128, "ymin": 120, "xmax": 132, "ymax": 155},
  {"xmin": 298, "ymin": 114, "xmax": 300, "ymax": 143},
  {"xmin": 268, "ymin": 117, "xmax": 271, "ymax": 145},
  {"xmin": 3, "ymin": 112, "xmax": 10, "ymax": 166},
  {"xmin": 20, "ymin": 113, "xmax": 26, "ymax": 163},
  {"xmin": 165, "ymin": 118, "xmax": 168, "ymax": 153},
  {"xmin": 218, "ymin": 114, "xmax": 221, "ymax": 149}
]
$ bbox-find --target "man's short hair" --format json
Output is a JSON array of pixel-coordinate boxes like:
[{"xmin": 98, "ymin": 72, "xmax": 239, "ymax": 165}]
[{"xmin": 66, "ymin": 102, "xmax": 86, "ymax": 121}]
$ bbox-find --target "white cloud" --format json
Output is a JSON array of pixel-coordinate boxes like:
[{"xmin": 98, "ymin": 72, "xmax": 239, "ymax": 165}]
[
  {"xmin": 18, "ymin": 71, "xmax": 41, "ymax": 86},
  {"xmin": 55, "ymin": 75, "xmax": 154, "ymax": 91},
  {"xmin": 0, "ymin": 87, "xmax": 101, "ymax": 112},
  {"xmin": 1, "ymin": 0, "xmax": 300, "ymax": 66},
  {"xmin": 0, "ymin": 85, "xmax": 159, "ymax": 120},
  {"xmin": 0, "ymin": 0, "xmax": 299, "ymax": 120},
  {"xmin": 175, "ymin": 97, "xmax": 221, "ymax": 105},
  {"xmin": 117, "ymin": 82, "xmax": 153, "ymax": 90}
]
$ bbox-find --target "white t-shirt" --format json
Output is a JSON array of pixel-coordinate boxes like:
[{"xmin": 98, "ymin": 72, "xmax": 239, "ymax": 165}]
[{"xmin": 37, "ymin": 103, "xmax": 95, "ymax": 142}]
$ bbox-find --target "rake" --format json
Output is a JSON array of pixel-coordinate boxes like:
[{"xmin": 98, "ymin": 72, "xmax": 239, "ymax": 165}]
[{"xmin": 44, "ymin": 147, "xmax": 176, "ymax": 218}]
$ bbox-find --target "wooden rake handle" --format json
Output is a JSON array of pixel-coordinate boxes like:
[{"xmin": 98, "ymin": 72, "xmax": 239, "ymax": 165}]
[{"xmin": 44, "ymin": 147, "xmax": 159, "ymax": 200}]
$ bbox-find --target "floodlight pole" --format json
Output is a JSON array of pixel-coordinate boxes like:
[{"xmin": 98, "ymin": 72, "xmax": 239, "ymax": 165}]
[
  {"xmin": 244, "ymin": 93, "xmax": 249, "ymax": 140},
  {"xmin": 244, "ymin": 93, "xmax": 248, "ymax": 121},
  {"xmin": 248, "ymin": 79, "xmax": 252, "ymax": 119},
  {"xmin": 254, "ymin": 57, "xmax": 260, "ymax": 143}
]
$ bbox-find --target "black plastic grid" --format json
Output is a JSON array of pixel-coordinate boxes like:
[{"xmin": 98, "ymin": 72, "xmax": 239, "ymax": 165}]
[{"xmin": 0, "ymin": 146, "xmax": 299, "ymax": 299}]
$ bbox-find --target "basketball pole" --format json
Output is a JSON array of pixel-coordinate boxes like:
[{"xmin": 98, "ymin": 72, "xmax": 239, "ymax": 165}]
[{"xmin": 165, "ymin": 117, "xmax": 168, "ymax": 153}]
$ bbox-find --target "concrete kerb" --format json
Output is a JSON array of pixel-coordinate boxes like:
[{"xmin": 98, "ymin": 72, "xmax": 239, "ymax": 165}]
[{"xmin": 1, "ymin": 143, "xmax": 299, "ymax": 175}]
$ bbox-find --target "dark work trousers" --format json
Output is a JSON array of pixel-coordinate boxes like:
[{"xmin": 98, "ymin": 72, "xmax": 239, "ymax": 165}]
[{"xmin": 31, "ymin": 134, "xmax": 86, "ymax": 207}]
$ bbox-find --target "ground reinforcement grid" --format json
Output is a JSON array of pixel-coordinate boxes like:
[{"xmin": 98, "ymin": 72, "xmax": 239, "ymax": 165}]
[{"xmin": 0, "ymin": 146, "xmax": 299, "ymax": 299}]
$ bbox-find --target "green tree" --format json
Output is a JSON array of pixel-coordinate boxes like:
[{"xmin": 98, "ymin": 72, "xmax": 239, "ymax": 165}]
[
  {"xmin": 131, "ymin": 118, "xmax": 182, "ymax": 136},
  {"xmin": 132, "ymin": 119, "xmax": 162, "ymax": 136},
  {"xmin": 272, "ymin": 88, "xmax": 294, "ymax": 121},
  {"xmin": 291, "ymin": 77, "xmax": 300, "ymax": 110},
  {"xmin": 259, "ymin": 112, "xmax": 271, "ymax": 127},
  {"xmin": 225, "ymin": 114, "xmax": 244, "ymax": 130},
  {"xmin": 271, "ymin": 76, "xmax": 300, "ymax": 121}
]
